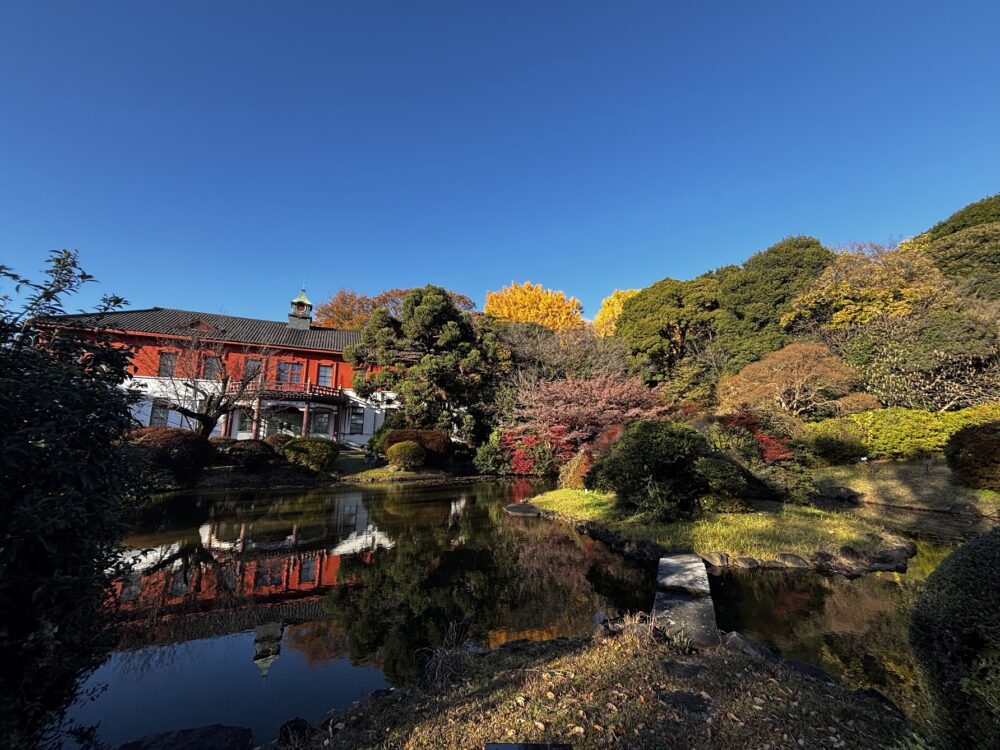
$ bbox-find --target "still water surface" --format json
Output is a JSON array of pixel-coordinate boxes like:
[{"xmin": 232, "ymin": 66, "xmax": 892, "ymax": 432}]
[
  {"xmin": 66, "ymin": 481, "xmax": 990, "ymax": 746},
  {"xmin": 67, "ymin": 480, "xmax": 654, "ymax": 747}
]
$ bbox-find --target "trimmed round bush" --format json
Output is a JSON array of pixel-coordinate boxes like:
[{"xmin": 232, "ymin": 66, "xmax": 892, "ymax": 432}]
[
  {"xmin": 945, "ymin": 421, "xmax": 1000, "ymax": 490},
  {"xmin": 283, "ymin": 437, "xmax": 340, "ymax": 472},
  {"xmin": 910, "ymin": 528, "xmax": 1000, "ymax": 748},
  {"xmin": 131, "ymin": 427, "xmax": 214, "ymax": 477},
  {"xmin": 586, "ymin": 420, "xmax": 710, "ymax": 520},
  {"xmin": 381, "ymin": 429, "xmax": 452, "ymax": 466},
  {"xmin": 387, "ymin": 440, "xmax": 426, "ymax": 470},
  {"xmin": 210, "ymin": 437, "xmax": 276, "ymax": 471},
  {"xmin": 264, "ymin": 433, "xmax": 294, "ymax": 450}
]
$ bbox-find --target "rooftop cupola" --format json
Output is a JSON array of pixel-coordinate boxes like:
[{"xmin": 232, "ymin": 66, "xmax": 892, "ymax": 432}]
[{"xmin": 288, "ymin": 289, "xmax": 313, "ymax": 330}]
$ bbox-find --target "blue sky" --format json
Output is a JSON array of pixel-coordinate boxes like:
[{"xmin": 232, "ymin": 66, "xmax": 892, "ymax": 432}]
[{"xmin": 2, "ymin": 1, "xmax": 999, "ymax": 320}]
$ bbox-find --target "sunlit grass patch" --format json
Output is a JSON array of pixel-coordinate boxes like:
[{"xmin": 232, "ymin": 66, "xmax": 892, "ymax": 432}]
[
  {"xmin": 813, "ymin": 461, "xmax": 1000, "ymax": 512},
  {"xmin": 532, "ymin": 489, "xmax": 886, "ymax": 558}
]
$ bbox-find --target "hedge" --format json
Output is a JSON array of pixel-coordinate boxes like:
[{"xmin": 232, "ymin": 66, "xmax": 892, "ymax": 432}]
[
  {"xmin": 131, "ymin": 427, "xmax": 214, "ymax": 477},
  {"xmin": 283, "ymin": 437, "xmax": 340, "ymax": 472},
  {"xmin": 803, "ymin": 403, "xmax": 1000, "ymax": 462},
  {"xmin": 209, "ymin": 437, "xmax": 277, "ymax": 471}
]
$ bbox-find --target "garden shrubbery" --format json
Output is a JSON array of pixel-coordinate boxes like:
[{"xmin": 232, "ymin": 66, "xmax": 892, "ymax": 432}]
[
  {"xmin": 945, "ymin": 421, "xmax": 1000, "ymax": 490},
  {"xmin": 210, "ymin": 437, "xmax": 277, "ymax": 471},
  {"xmin": 264, "ymin": 433, "xmax": 294, "ymax": 450},
  {"xmin": 381, "ymin": 429, "xmax": 453, "ymax": 467},
  {"xmin": 585, "ymin": 420, "xmax": 750, "ymax": 519},
  {"xmin": 131, "ymin": 427, "xmax": 215, "ymax": 478},
  {"xmin": 910, "ymin": 527, "xmax": 1000, "ymax": 749},
  {"xmin": 283, "ymin": 437, "xmax": 339, "ymax": 472},
  {"xmin": 803, "ymin": 403, "xmax": 1000, "ymax": 463},
  {"xmin": 387, "ymin": 440, "xmax": 426, "ymax": 470}
]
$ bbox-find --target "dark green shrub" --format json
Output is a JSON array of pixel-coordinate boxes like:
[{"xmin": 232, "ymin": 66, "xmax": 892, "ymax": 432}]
[
  {"xmin": 558, "ymin": 451, "xmax": 591, "ymax": 490},
  {"xmin": 210, "ymin": 437, "xmax": 276, "ymax": 471},
  {"xmin": 382, "ymin": 429, "xmax": 453, "ymax": 467},
  {"xmin": 802, "ymin": 422, "xmax": 867, "ymax": 465},
  {"xmin": 586, "ymin": 420, "xmax": 710, "ymax": 520},
  {"xmin": 910, "ymin": 528, "xmax": 1000, "ymax": 748},
  {"xmin": 1, "ymin": 251, "xmax": 143, "ymax": 745},
  {"xmin": 264, "ymin": 433, "xmax": 294, "ymax": 450},
  {"xmin": 131, "ymin": 427, "xmax": 214, "ymax": 478},
  {"xmin": 945, "ymin": 421, "xmax": 1000, "ymax": 490},
  {"xmin": 473, "ymin": 430, "xmax": 509, "ymax": 475},
  {"xmin": 387, "ymin": 440, "xmax": 426, "ymax": 470},
  {"xmin": 694, "ymin": 456, "xmax": 750, "ymax": 512},
  {"xmin": 283, "ymin": 437, "xmax": 340, "ymax": 472}
]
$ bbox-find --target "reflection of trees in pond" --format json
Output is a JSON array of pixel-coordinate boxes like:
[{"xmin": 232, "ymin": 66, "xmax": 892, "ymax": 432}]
[
  {"xmin": 713, "ymin": 540, "xmax": 957, "ymax": 715},
  {"xmin": 324, "ymin": 496, "xmax": 653, "ymax": 685}
]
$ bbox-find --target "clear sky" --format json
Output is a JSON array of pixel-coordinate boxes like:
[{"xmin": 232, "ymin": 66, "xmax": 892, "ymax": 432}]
[{"xmin": 2, "ymin": 1, "xmax": 999, "ymax": 320}]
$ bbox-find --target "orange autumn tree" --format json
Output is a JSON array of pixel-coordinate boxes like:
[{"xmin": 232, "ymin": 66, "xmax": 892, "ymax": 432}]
[
  {"xmin": 593, "ymin": 289, "xmax": 640, "ymax": 338},
  {"xmin": 484, "ymin": 281, "xmax": 584, "ymax": 332}
]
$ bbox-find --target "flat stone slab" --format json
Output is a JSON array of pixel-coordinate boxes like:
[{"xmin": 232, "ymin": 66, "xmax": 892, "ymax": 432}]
[
  {"xmin": 652, "ymin": 591, "xmax": 721, "ymax": 647},
  {"xmin": 657, "ymin": 554, "xmax": 712, "ymax": 596},
  {"xmin": 504, "ymin": 502, "xmax": 541, "ymax": 517}
]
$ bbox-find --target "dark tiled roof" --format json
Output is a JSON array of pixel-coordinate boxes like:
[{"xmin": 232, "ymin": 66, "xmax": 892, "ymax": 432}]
[{"xmin": 45, "ymin": 307, "xmax": 361, "ymax": 353}]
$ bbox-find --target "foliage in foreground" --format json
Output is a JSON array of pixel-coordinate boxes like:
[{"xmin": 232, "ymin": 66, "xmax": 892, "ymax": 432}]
[
  {"xmin": 387, "ymin": 440, "xmax": 426, "ymax": 470},
  {"xmin": 910, "ymin": 527, "xmax": 1000, "ymax": 749},
  {"xmin": 1, "ymin": 251, "xmax": 142, "ymax": 747}
]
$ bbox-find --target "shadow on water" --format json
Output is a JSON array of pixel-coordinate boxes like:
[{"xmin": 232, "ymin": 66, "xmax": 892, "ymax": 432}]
[
  {"xmin": 64, "ymin": 480, "xmax": 656, "ymax": 747},
  {"xmin": 711, "ymin": 528, "xmax": 974, "ymax": 717}
]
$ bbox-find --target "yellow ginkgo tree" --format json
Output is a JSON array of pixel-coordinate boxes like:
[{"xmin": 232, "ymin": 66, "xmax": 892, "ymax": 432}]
[
  {"xmin": 593, "ymin": 289, "xmax": 639, "ymax": 337},
  {"xmin": 484, "ymin": 281, "xmax": 585, "ymax": 332}
]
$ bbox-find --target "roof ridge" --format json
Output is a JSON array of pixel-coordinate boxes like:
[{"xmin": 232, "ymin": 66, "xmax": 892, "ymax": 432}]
[{"xmin": 51, "ymin": 305, "xmax": 355, "ymax": 335}]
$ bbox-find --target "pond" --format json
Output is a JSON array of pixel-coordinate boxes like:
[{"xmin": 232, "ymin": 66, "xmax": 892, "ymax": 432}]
[
  {"xmin": 710, "ymin": 506, "xmax": 991, "ymax": 716},
  {"xmin": 65, "ymin": 480, "xmax": 655, "ymax": 747},
  {"xmin": 63, "ymin": 481, "xmax": 992, "ymax": 747}
]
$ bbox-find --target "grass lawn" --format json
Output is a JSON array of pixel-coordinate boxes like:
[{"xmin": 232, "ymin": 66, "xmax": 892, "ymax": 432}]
[
  {"xmin": 813, "ymin": 461, "xmax": 1000, "ymax": 514},
  {"xmin": 313, "ymin": 625, "xmax": 907, "ymax": 749},
  {"xmin": 342, "ymin": 464, "xmax": 449, "ymax": 482},
  {"xmin": 532, "ymin": 489, "xmax": 887, "ymax": 558}
]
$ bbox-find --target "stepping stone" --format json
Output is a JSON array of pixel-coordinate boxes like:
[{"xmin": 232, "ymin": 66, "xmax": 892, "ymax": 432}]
[
  {"xmin": 657, "ymin": 689, "xmax": 717, "ymax": 717},
  {"xmin": 783, "ymin": 658, "xmax": 836, "ymax": 685},
  {"xmin": 504, "ymin": 503, "xmax": 542, "ymax": 517},
  {"xmin": 721, "ymin": 631, "xmax": 780, "ymax": 665},
  {"xmin": 660, "ymin": 659, "xmax": 707, "ymax": 678},
  {"xmin": 652, "ymin": 591, "xmax": 721, "ymax": 647},
  {"xmin": 656, "ymin": 554, "xmax": 712, "ymax": 596}
]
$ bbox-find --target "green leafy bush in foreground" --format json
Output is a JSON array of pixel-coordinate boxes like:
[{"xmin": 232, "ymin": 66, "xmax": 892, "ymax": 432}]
[
  {"xmin": 910, "ymin": 527, "xmax": 1000, "ymax": 749},
  {"xmin": 586, "ymin": 420, "xmax": 750, "ymax": 519},
  {"xmin": 387, "ymin": 440, "xmax": 426, "ymax": 470},
  {"xmin": 283, "ymin": 436, "xmax": 340, "ymax": 472},
  {"xmin": 803, "ymin": 403, "xmax": 1000, "ymax": 463},
  {"xmin": 945, "ymin": 421, "xmax": 1000, "ymax": 490}
]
